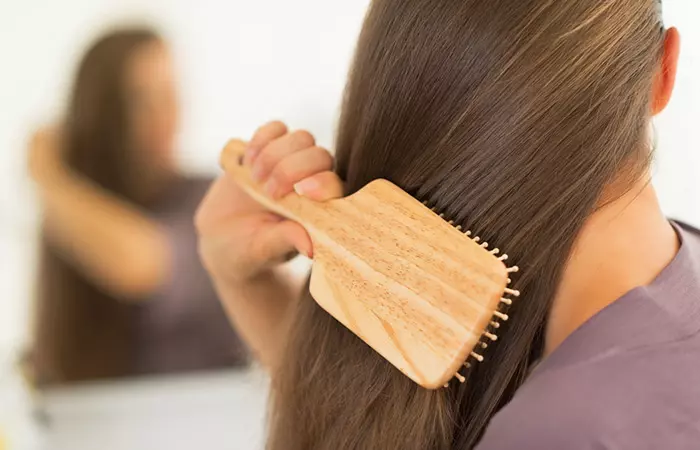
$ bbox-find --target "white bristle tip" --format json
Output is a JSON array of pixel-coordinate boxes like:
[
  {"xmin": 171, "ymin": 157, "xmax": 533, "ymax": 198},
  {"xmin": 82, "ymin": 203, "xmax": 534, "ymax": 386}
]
[
  {"xmin": 473, "ymin": 236, "xmax": 481, "ymax": 243},
  {"xmin": 456, "ymin": 225, "xmax": 463, "ymax": 231},
  {"xmin": 484, "ymin": 332, "xmax": 498, "ymax": 341},
  {"xmin": 504, "ymin": 288, "xmax": 520, "ymax": 297},
  {"xmin": 464, "ymin": 362, "xmax": 472, "ymax": 369},
  {"xmin": 494, "ymin": 312, "xmax": 509, "ymax": 321},
  {"xmin": 465, "ymin": 230, "xmax": 472, "ymax": 237},
  {"xmin": 499, "ymin": 254, "xmax": 509, "ymax": 261},
  {"xmin": 455, "ymin": 373, "xmax": 466, "ymax": 383},
  {"xmin": 507, "ymin": 266, "xmax": 519, "ymax": 273},
  {"xmin": 481, "ymin": 242, "xmax": 489, "ymax": 248},
  {"xmin": 490, "ymin": 248, "xmax": 500, "ymax": 255},
  {"xmin": 443, "ymin": 383, "xmax": 449, "ymax": 388},
  {"xmin": 470, "ymin": 352, "xmax": 484, "ymax": 362},
  {"xmin": 480, "ymin": 342, "xmax": 488, "ymax": 349},
  {"xmin": 500, "ymin": 297, "xmax": 513, "ymax": 305}
]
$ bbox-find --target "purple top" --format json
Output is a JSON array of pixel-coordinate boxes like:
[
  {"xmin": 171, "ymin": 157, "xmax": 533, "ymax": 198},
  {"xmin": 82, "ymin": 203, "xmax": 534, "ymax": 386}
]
[
  {"xmin": 132, "ymin": 177, "xmax": 248, "ymax": 375},
  {"xmin": 475, "ymin": 221, "xmax": 700, "ymax": 449}
]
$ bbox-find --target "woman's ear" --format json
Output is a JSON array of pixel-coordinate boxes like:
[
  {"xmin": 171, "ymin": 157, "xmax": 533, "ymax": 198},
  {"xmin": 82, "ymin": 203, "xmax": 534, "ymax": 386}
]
[{"xmin": 651, "ymin": 27, "xmax": 681, "ymax": 116}]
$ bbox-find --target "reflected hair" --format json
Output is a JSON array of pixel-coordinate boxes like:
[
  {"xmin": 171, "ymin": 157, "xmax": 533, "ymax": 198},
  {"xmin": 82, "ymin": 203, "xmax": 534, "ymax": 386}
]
[
  {"xmin": 268, "ymin": 0, "xmax": 663, "ymax": 449},
  {"xmin": 32, "ymin": 27, "xmax": 160, "ymax": 384}
]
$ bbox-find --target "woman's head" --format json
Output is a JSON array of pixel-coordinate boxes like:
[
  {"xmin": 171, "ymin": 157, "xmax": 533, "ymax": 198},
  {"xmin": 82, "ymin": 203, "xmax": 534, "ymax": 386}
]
[
  {"xmin": 66, "ymin": 27, "xmax": 178, "ymax": 203},
  {"xmin": 270, "ymin": 1, "xmax": 673, "ymax": 448}
]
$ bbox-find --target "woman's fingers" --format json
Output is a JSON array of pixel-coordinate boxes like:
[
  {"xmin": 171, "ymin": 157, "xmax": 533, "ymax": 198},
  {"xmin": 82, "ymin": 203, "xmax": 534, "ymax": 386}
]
[
  {"xmin": 253, "ymin": 219, "xmax": 313, "ymax": 262},
  {"xmin": 251, "ymin": 130, "xmax": 315, "ymax": 182},
  {"xmin": 293, "ymin": 171, "xmax": 345, "ymax": 202},
  {"xmin": 245, "ymin": 121, "xmax": 288, "ymax": 165},
  {"xmin": 264, "ymin": 147, "xmax": 334, "ymax": 198}
]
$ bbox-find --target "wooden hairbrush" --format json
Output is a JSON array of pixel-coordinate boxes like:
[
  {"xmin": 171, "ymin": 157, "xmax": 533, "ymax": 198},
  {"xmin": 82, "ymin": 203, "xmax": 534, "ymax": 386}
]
[{"xmin": 221, "ymin": 140, "xmax": 519, "ymax": 389}]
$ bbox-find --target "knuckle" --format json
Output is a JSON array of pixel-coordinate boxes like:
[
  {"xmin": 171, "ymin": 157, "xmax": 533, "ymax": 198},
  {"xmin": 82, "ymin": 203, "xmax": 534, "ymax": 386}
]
[
  {"xmin": 291, "ymin": 129, "xmax": 315, "ymax": 148},
  {"xmin": 253, "ymin": 121, "xmax": 287, "ymax": 144},
  {"xmin": 266, "ymin": 120, "xmax": 287, "ymax": 131},
  {"xmin": 256, "ymin": 150, "xmax": 275, "ymax": 171},
  {"xmin": 271, "ymin": 163, "xmax": 295, "ymax": 186},
  {"xmin": 314, "ymin": 147, "xmax": 334, "ymax": 169},
  {"xmin": 261, "ymin": 120, "xmax": 287, "ymax": 137}
]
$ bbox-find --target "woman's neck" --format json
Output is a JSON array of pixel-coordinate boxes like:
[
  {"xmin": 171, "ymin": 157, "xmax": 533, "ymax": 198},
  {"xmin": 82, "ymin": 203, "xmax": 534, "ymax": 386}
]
[{"xmin": 545, "ymin": 178, "xmax": 679, "ymax": 356}]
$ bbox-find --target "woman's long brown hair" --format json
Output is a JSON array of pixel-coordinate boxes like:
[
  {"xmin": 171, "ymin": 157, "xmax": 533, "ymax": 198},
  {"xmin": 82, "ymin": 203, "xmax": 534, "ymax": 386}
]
[
  {"xmin": 32, "ymin": 28, "xmax": 161, "ymax": 384},
  {"xmin": 269, "ymin": 1, "xmax": 663, "ymax": 448}
]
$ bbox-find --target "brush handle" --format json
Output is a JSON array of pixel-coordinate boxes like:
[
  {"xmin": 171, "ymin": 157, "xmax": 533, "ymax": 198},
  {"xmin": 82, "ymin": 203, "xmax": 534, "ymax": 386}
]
[{"xmin": 219, "ymin": 140, "xmax": 325, "ymax": 229}]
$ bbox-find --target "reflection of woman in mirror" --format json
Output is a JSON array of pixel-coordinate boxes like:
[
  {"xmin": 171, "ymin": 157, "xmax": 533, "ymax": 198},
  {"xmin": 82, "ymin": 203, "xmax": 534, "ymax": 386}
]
[{"xmin": 28, "ymin": 28, "xmax": 248, "ymax": 384}]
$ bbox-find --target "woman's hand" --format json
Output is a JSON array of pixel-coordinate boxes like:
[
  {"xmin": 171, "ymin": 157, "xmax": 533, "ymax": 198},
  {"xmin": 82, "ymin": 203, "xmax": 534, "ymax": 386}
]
[
  {"xmin": 195, "ymin": 121, "xmax": 344, "ymax": 284},
  {"xmin": 28, "ymin": 126, "xmax": 65, "ymax": 185}
]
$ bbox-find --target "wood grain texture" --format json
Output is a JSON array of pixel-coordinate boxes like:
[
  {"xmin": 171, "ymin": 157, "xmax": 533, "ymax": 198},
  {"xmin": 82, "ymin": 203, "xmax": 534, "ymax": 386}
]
[{"xmin": 221, "ymin": 140, "xmax": 508, "ymax": 389}]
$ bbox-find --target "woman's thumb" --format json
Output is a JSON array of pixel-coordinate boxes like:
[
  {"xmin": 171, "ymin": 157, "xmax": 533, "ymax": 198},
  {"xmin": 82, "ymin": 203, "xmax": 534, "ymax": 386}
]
[{"xmin": 255, "ymin": 219, "xmax": 314, "ymax": 263}]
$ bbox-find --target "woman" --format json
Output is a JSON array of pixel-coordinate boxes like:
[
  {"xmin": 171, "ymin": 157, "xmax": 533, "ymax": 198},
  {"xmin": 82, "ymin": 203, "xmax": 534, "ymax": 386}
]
[
  {"xmin": 29, "ymin": 28, "xmax": 248, "ymax": 384},
  {"xmin": 198, "ymin": 0, "xmax": 697, "ymax": 448}
]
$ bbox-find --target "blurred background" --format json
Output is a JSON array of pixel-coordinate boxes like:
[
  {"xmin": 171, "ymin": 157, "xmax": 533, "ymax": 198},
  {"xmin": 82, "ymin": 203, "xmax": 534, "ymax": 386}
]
[{"xmin": 0, "ymin": 1, "xmax": 697, "ymax": 449}]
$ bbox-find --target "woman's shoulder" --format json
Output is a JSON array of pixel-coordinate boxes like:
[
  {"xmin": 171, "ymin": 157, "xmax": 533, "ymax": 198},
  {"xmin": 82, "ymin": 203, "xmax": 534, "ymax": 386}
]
[
  {"xmin": 475, "ymin": 221, "xmax": 700, "ymax": 449},
  {"xmin": 475, "ymin": 337, "xmax": 700, "ymax": 449}
]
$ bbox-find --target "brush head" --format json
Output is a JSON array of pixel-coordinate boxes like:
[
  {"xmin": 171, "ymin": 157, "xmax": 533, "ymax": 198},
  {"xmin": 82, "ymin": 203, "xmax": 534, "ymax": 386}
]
[
  {"xmin": 221, "ymin": 140, "xmax": 511, "ymax": 389},
  {"xmin": 306, "ymin": 180, "xmax": 509, "ymax": 388}
]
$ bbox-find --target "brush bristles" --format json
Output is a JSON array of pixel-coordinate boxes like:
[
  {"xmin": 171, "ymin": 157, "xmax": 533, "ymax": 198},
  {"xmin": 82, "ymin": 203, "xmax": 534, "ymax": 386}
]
[
  {"xmin": 493, "ymin": 311, "xmax": 509, "ymax": 321},
  {"xmin": 470, "ymin": 352, "xmax": 484, "ymax": 362},
  {"xmin": 422, "ymin": 198, "xmax": 522, "ymax": 380}
]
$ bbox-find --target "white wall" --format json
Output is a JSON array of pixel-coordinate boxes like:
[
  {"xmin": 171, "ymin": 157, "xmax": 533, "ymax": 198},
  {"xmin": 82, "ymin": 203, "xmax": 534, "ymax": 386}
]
[
  {"xmin": 655, "ymin": 1, "xmax": 700, "ymax": 223},
  {"xmin": 0, "ymin": 0, "xmax": 698, "ymax": 358}
]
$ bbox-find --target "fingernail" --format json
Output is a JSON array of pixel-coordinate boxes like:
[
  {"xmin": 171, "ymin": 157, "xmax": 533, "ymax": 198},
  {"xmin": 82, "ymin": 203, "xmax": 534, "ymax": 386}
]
[
  {"xmin": 264, "ymin": 179, "xmax": 278, "ymax": 197},
  {"xmin": 293, "ymin": 178, "xmax": 320, "ymax": 196},
  {"xmin": 303, "ymin": 246, "xmax": 314, "ymax": 259}
]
